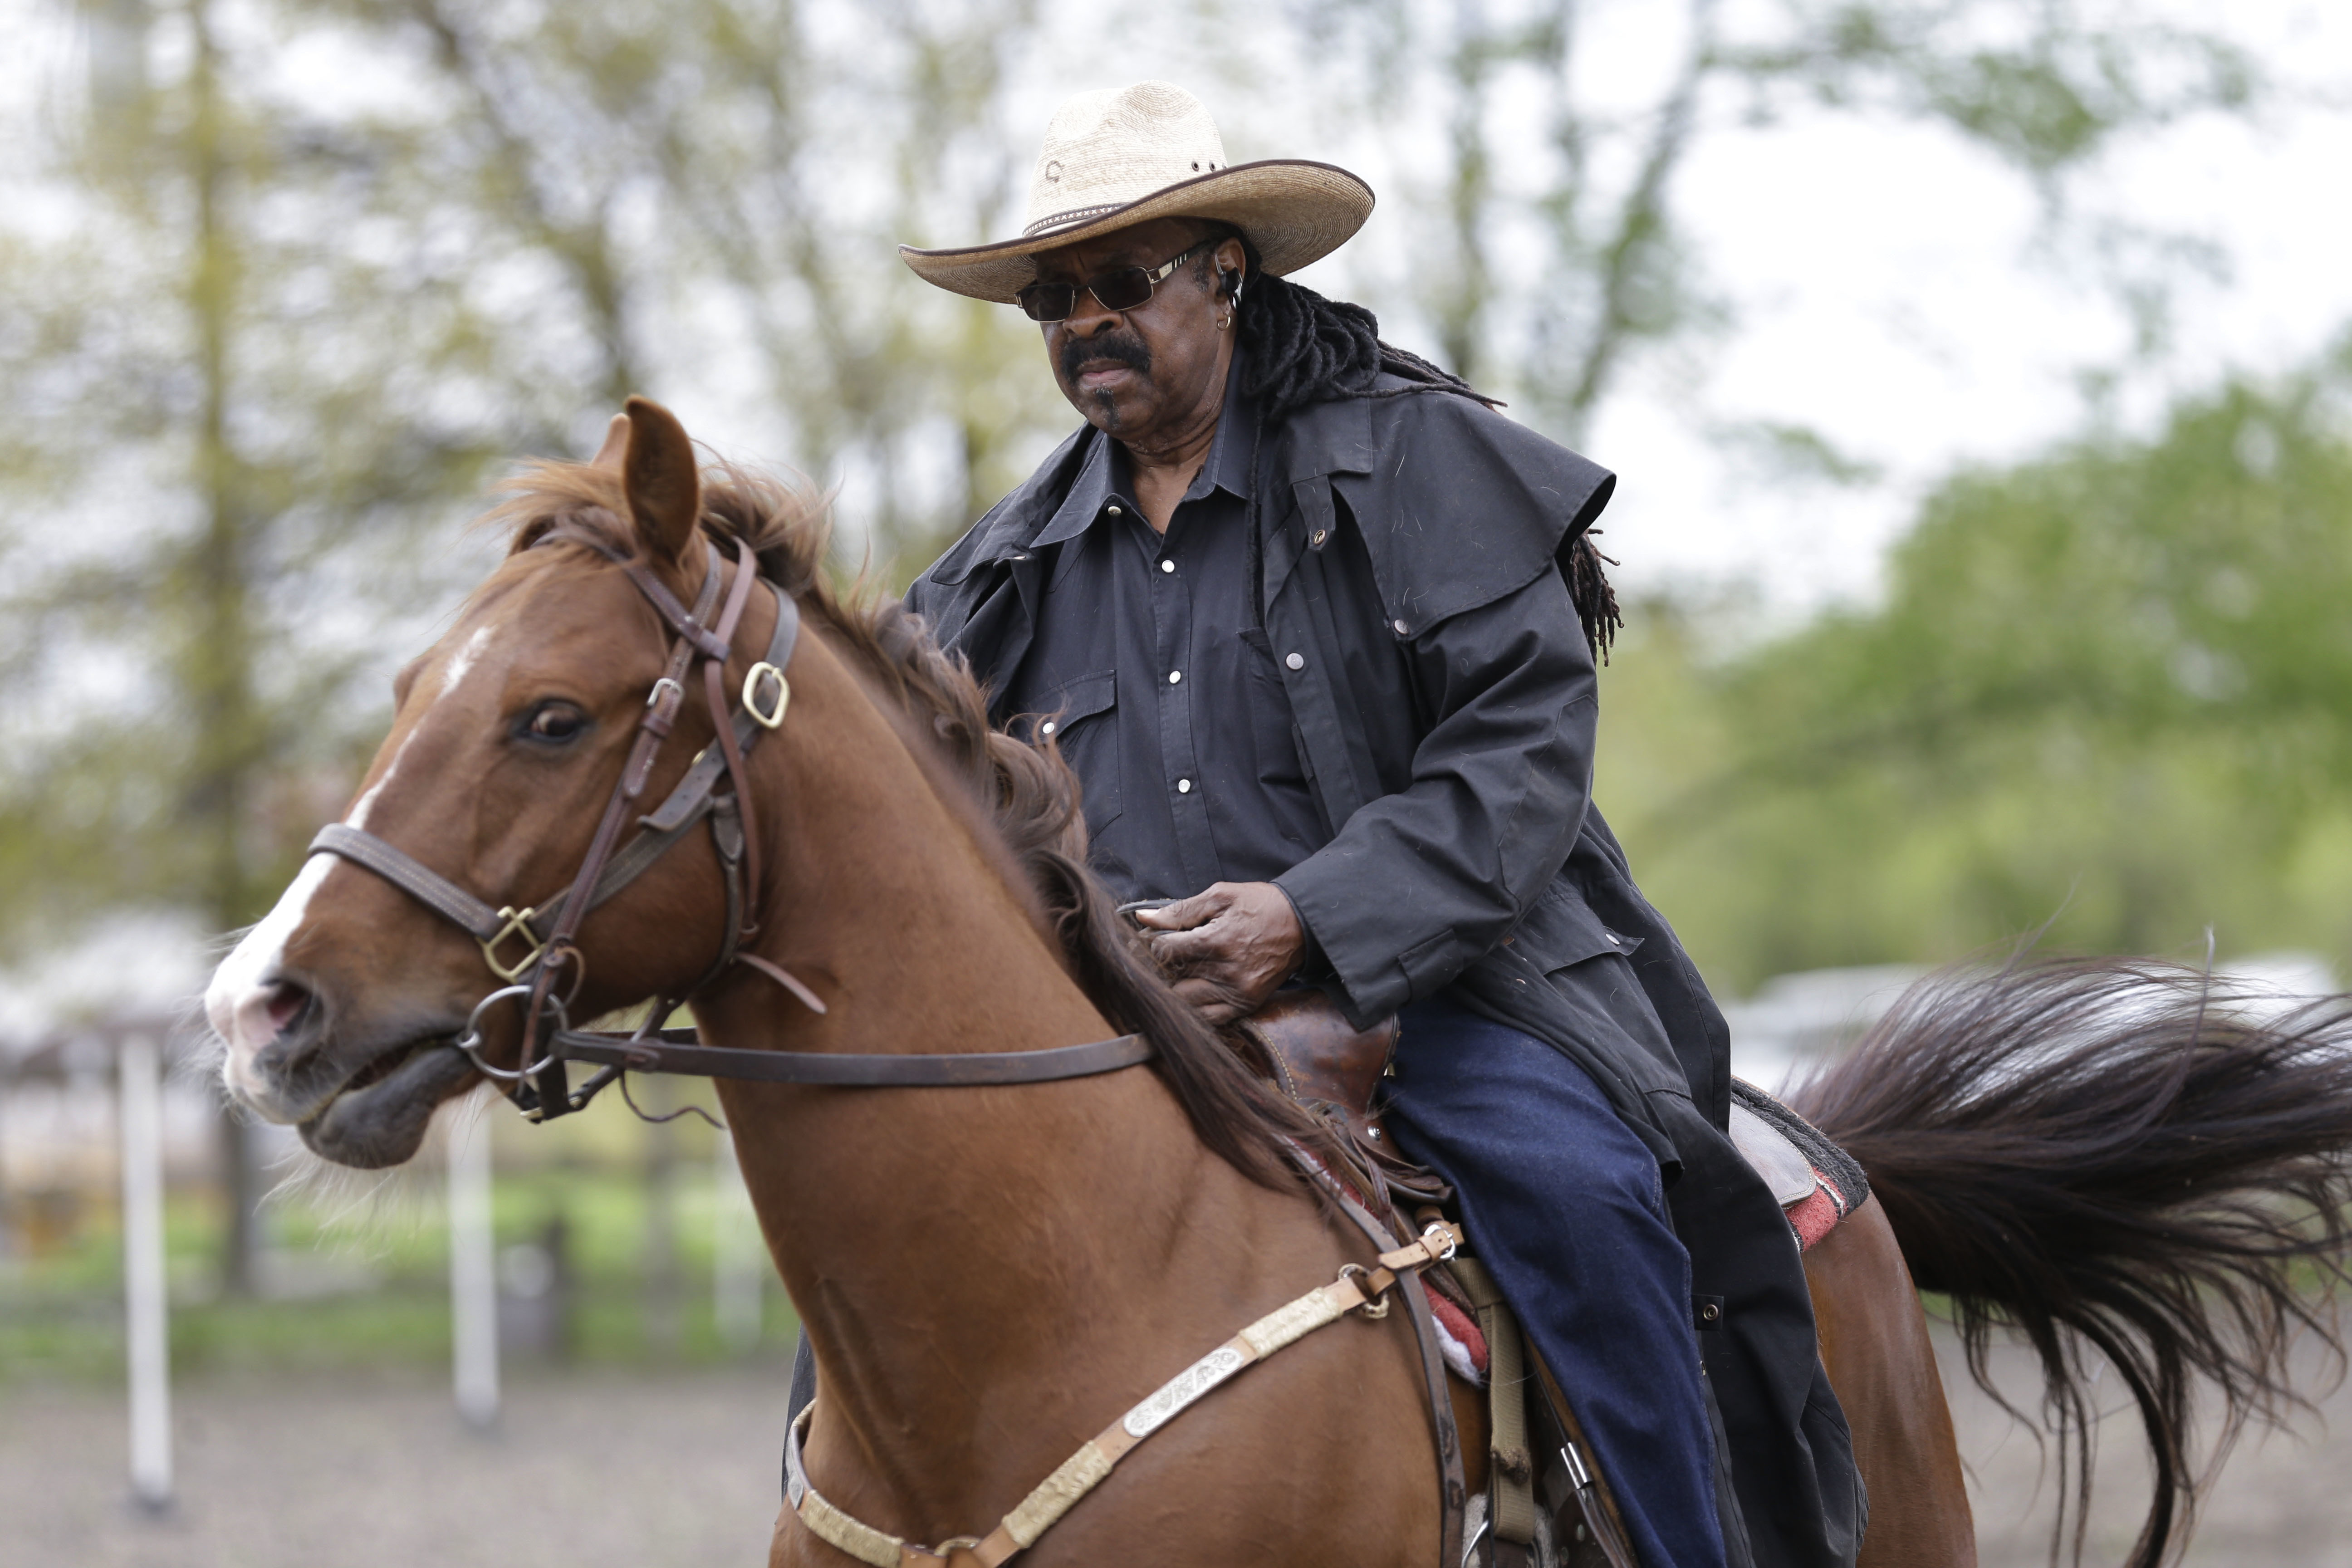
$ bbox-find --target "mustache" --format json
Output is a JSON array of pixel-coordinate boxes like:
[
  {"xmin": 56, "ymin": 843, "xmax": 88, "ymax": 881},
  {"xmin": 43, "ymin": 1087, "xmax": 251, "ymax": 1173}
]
[{"xmin": 1060, "ymin": 331, "xmax": 1152, "ymax": 385}]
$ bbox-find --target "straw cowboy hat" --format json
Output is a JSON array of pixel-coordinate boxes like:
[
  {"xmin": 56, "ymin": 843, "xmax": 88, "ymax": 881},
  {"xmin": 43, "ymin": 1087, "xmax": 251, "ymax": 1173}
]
[{"xmin": 899, "ymin": 82, "xmax": 1373, "ymax": 305}]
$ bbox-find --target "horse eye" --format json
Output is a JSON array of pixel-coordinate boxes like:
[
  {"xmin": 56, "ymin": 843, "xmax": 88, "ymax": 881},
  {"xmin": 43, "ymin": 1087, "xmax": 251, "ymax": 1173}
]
[{"xmin": 520, "ymin": 703, "xmax": 587, "ymax": 744}]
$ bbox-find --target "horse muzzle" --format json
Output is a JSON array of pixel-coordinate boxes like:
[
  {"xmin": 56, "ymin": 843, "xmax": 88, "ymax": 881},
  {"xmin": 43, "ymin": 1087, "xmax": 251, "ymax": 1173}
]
[
  {"xmin": 295, "ymin": 1039, "xmax": 477, "ymax": 1169},
  {"xmin": 211, "ymin": 960, "xmax": 477, "ymax": 1164},
  {"xmin": 209, "ymin": 965, "xmax": 348, "ymax": 1124}
]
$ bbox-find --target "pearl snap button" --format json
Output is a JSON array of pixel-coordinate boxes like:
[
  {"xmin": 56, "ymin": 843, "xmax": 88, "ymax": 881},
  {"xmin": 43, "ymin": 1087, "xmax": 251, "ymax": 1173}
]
[
  {"xmin": 1285, "ymin": 652, "xmax": 1305, "ymax": 670},
  {"xmin": 1039, "ymin": 720, "xmax": 1056, "ymax": 736},
  {"xmin": 1107, "ymin": 505, "xmax": 1122, "ymax": 517},
  {"xmin": 1160, "ymin": 559, "xmax": 1175, "ymax": 573},
  {"xmin": 1176, "ymin": 779, "xmax": 1192, "ymax": 794},
  {"xmin": 1168, "ymin": 670, "xmax": 1182, "ymax": 685},
  {"xmin": 1393, "ymin": 619, "xmax": 1409, "ymax": 635}
]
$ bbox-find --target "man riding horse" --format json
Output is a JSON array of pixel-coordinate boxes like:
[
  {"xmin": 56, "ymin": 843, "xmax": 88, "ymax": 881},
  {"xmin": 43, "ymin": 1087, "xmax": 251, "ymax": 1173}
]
[
  {"xmin": 890, "ymin": 83, "xmax": 1862, "ymax": 1568},
  {"xmin": 195, "ymin": 74, "xmax": 2352, "ymax": 1568}
]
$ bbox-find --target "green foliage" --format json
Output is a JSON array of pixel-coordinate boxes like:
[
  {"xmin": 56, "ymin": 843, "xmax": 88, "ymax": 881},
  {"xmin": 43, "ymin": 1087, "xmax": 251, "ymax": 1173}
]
[
  {"xmin": 1736, "ymin": 4, "xmax": 2255, "ymax": 173},
  {"xmin": 1601, "ymin": 339, "xmax": 2352, "ymax": 991},
  {"xmin": 0, "ymin": 0, "xmax": 1056, "ymax": 951},
  {"xmin": 379, "ymin": 0, "xmax": 1057, "ymax": 563},
  {"xmin": 1295, "ymin": 0, "xmax": 2260, "ymax": 440}
]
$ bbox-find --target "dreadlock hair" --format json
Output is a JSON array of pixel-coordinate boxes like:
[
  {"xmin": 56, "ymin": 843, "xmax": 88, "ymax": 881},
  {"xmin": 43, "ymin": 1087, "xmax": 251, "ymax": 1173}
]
[{"xmin": 1193, "ymin": 228, "xmax": 1622, "ymax": 660}]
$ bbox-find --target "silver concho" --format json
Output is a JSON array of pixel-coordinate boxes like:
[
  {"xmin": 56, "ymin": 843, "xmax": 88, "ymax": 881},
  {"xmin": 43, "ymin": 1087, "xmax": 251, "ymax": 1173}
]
[{"xmin": 1122, "ymin": 1345, "xmax": 1248, "ymax": 1439}]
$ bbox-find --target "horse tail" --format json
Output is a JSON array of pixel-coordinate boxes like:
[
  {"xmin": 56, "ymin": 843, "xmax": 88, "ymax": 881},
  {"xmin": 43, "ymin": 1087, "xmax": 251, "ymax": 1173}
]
[{"xmin": 1786, "ymin": 954, "xmax": 2352, "ymax": 1568}]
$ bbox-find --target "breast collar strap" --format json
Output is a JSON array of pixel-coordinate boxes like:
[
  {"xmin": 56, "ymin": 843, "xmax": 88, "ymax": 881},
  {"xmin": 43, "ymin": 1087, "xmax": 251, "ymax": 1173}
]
[
  {"xmin": 783, "ymin": 1207, "xmax": 1468, "ymax": 1568},
  {"xmin": 305, "ymin": 528, "xmax": 1155, "ymax": 1120}
]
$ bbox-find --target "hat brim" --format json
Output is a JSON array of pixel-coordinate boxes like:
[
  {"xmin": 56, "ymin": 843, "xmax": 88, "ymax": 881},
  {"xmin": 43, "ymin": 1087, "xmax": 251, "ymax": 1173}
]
[{"xmin": 898, "ymin": 160, "xmax": 1373, "ymax": 304}]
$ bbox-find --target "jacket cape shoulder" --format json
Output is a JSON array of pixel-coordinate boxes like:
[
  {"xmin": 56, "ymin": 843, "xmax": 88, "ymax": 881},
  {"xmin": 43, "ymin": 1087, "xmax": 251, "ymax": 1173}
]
[
  {"xmin": 918, "ymin": 423, "xmax": 1093, "ymax": 591},
  {"xmin": 1276, "ymin": 382, "xmax": 1616, "ymax": 636}
]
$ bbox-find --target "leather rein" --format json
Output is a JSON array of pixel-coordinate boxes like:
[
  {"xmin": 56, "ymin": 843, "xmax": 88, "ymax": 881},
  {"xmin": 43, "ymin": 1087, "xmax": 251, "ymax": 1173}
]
[{"xmin": 306, "ymin": 524, "xmax": 1150, "ymax": 1121}]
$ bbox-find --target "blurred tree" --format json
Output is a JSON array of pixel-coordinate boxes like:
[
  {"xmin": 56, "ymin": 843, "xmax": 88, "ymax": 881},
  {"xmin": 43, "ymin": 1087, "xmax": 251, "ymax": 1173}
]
[
  {"xmin": 0, "ymin": 0, "xmax": 1058, "ymax": 1283},
  {"xmin": 0, "ymin": 0, "xmax": 565, "ymax": 1287},
  {"xmin": 1600, "ymin": 338, "xmax": 2352, "ymax": 990},
  {"xmin": 369, "ymin": 0, "xmax": 1058, "ymax": 576},
  {"xmin": 1291, "ymin": 0, "xmax": 2255, "ymax": 443},
  {"xmin": 649, "ymin": 0, "xmax": 1064, "ymax": 556}
]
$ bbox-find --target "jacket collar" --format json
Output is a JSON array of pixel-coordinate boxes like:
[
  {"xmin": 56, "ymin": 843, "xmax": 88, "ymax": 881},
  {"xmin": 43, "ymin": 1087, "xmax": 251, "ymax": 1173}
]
[
  {"xmin": 928, "ymin": 361, "xmax": 1384, "ymax": 587},
  {"xmin": 922, "ymin": 424, "xmax": 1089, "ymax": 585},
  {"xmin": 1031, "ymin": 427, "xmax": 1118, "ymax": 551}
]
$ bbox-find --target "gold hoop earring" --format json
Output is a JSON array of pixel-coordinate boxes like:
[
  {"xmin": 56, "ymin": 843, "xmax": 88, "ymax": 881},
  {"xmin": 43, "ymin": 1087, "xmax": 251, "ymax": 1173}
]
[{"xmin": 1218, "ymin": 312, "xmax": 1233, "ymax": 331}]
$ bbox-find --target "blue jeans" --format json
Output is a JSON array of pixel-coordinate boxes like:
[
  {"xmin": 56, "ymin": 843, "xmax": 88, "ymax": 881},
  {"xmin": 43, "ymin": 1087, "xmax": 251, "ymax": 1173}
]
[{"xmin": 1386, "ymin": 990, "xmax": 1727, "ymax": 1568}]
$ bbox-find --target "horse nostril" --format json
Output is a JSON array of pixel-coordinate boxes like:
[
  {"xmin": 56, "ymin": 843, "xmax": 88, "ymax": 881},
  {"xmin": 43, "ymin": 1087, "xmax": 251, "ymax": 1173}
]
[{"xmin": 265, "ymin": 980, "xmax": 314, "ymax": 1038}]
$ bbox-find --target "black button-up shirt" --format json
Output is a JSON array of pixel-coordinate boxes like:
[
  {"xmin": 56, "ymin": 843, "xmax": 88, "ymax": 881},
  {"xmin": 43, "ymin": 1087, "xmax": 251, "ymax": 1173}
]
[{"xmin": 1000, "ymin": 371, "xmax": 1325, "ymax": 902}]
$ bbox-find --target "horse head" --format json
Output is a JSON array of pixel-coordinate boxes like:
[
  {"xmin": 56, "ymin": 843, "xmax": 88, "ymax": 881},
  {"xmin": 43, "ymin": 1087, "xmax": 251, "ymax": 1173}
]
[{"xmin": 205, "ymin": 398, "xmax": 776, "ymax": 1167}]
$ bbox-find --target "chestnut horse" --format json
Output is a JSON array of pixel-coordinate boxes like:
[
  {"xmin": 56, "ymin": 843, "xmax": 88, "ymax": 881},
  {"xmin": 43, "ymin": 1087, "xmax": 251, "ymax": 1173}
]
[{"xmin": 208, "ymin": 402, "xmax": 2352, "ymax": 1568}]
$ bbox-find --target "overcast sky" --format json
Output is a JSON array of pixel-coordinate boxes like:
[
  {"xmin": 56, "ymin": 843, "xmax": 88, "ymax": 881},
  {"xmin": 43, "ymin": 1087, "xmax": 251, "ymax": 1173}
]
[
  {"xmin": 1036, "ymin": 0, "xmax": 2352, "ymax": 615},
  {"xmin": 1589, "ymin": 2, "xmax": 2352, "ymax": 612},
  {"xmin": 7, "ymin": 0, "xmax": 2347, "ymax": 619}
]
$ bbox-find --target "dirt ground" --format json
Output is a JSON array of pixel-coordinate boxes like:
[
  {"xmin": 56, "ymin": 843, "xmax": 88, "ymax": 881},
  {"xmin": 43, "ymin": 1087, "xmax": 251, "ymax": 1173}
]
[
  {"xmin": 1950, "ymin": 1329, "xmax": 2352, "ymax": 1568},
  {"xmin": 3, "ymin": 1330, "xmax": 2348, "ymax": 1568},
  {"xmin": 0, "ymin": 1362, "xmax": 795, "ymax": 1568}
]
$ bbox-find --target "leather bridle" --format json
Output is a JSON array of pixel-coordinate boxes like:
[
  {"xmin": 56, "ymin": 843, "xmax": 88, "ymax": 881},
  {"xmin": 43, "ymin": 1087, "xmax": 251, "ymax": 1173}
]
[{"xmin": 306, "ymin": 523, "xmax": 1151, "ymax": 1122}]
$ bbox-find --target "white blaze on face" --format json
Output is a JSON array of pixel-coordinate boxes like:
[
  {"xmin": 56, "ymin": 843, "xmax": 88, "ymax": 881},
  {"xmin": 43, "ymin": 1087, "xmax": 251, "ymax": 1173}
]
[
  {"xmin": 346, "ymin": 723, "xmax": 421, "ymax": 833},
  {"xmin": 207, "ymin": 854, "xmax": 336, "ymax": 1115},
  {"xmin": 441, "ymin": 624, "xmax": 493, "ymax": 698},
  {"xmin": 208, "ymin": 665, "xmax": 443, "ymax": 1114}
]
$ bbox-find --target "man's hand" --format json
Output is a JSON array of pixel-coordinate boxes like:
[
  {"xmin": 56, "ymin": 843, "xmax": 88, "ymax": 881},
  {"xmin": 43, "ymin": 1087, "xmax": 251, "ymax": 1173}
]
[{"xmin": 1133, "ymin": 882, "xmax": 1305, "ymax": 1025}]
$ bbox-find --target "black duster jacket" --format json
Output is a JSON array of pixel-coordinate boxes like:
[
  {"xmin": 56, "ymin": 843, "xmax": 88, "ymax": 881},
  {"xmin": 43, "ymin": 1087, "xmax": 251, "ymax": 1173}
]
[{"xmin": 905, "ymin": 378, "xmax": 1863, "ymax": 1568}]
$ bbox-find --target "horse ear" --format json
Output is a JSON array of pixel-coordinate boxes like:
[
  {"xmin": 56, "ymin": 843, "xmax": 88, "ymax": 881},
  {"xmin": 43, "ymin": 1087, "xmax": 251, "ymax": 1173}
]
[
  {"xmin": 588, "ymin": 413, "xmax": 629, "ymax": 471},
  {"xmin": 620, "ymin": 396, "xmax": 701, "ymax": 562}
]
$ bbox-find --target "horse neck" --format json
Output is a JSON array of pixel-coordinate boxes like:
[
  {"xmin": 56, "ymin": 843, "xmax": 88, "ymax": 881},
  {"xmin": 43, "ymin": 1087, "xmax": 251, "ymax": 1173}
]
[{"xmin": 690, "ymin": 626, "xmax": 1245, "ymax": 1453}]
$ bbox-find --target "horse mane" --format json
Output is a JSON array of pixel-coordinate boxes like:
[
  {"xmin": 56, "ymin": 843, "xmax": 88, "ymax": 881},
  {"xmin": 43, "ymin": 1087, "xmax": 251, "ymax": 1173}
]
[{"xmin": 483, "ymin": 457, "xmax": 1342, "ymax": 1193}]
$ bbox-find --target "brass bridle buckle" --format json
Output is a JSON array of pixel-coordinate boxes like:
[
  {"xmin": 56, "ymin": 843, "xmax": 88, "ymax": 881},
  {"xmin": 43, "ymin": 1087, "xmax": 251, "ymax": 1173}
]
[
  {"xmin": 480, "ymin": 905, "xmax": 545, "ymax": 983},
  {"xmin": 742, "ymin": 661, "xmax": 789, "ymax": 730}
]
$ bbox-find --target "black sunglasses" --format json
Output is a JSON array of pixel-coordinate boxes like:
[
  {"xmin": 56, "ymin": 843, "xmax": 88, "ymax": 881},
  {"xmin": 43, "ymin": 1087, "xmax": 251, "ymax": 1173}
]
[{"xmin": 1016, "ymin": 239, "xmax": 1217, "ymax": 323}]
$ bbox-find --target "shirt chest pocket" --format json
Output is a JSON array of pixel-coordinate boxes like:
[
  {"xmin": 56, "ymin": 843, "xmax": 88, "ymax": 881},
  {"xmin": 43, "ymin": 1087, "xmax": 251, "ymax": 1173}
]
[{"xmin": 1020, "ymin": 669, "xmax": 1121, "ymax": 837}]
